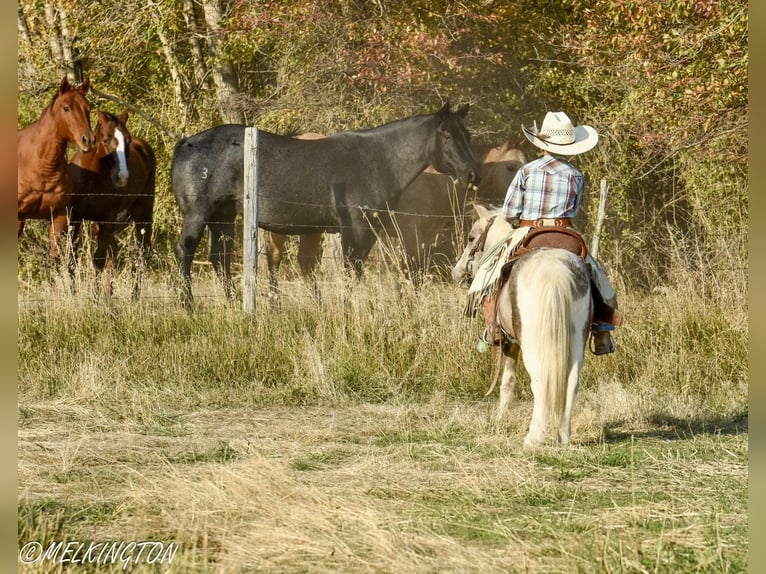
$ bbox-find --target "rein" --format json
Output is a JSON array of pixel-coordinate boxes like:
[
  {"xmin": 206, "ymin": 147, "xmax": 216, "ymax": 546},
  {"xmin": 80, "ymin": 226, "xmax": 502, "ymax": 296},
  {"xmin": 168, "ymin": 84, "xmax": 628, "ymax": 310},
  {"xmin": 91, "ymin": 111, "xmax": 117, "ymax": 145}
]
[{"xmin": 469, "ymin": 216, "xmax": 495, "ymax": 259}]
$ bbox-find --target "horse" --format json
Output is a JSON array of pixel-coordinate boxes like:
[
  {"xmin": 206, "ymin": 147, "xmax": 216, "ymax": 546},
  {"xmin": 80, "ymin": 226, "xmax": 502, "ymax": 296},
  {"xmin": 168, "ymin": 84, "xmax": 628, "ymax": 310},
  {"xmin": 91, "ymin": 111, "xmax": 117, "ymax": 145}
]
[
  {"xmin": 377, "ymin": 140, "xmax": 525, "ymax": 282},
  {"xmin": 68, "ymin": 108, "xmax": 156, "ymax": 298},
  {"xmin": 264, "ymin": 140, "xmax": 525, "ymax": 290},
  {"xmin": 172, "ymin": 103, "xmax": 479, "ymax": 307},
  {"xmin": 264, "ymin": 133, "xmax": 326, "ymax": 298},
  {"xmin": 17, "ymin": 76, "xmax": 95, "ymax": 260},
  {"xmin": 452, "ymin": 204, "xmax": 592, "ymax": 447}
]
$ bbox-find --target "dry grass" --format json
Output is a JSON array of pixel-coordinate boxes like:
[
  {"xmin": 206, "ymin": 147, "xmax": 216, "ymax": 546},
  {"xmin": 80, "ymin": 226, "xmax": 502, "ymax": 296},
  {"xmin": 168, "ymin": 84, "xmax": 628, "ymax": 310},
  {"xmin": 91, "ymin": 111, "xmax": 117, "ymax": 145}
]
[{"xmin": 17, "ymin": 246, "xmax": 748, "ymax": 572}]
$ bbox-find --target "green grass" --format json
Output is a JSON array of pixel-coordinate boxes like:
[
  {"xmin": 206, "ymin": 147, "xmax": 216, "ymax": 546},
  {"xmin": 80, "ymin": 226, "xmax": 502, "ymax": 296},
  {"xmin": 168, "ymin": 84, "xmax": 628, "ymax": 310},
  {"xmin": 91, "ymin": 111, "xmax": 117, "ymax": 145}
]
[{"xmin": 17, "ymin": 254, "xmax": 747, "ymax": 572}]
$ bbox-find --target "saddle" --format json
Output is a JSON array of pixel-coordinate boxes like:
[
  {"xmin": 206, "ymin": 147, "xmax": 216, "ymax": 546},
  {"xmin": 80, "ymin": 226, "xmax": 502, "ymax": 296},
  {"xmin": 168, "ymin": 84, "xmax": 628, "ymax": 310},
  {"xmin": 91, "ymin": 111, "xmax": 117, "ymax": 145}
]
[
  {"xmin": 491, "ymin": 226, "xmax": 620, "ymax": 329},
  {"xmin": 499, "ymin": 226, "xmax": 588, "ymax": 284}
]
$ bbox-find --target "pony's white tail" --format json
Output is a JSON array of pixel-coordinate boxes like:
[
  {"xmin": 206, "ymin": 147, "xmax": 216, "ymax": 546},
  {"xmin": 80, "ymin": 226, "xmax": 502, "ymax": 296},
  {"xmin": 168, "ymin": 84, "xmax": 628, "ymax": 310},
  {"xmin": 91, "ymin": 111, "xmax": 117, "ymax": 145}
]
[{"xmin": 516, "ymin": 253, "xmax": 576, "ymax": 437}]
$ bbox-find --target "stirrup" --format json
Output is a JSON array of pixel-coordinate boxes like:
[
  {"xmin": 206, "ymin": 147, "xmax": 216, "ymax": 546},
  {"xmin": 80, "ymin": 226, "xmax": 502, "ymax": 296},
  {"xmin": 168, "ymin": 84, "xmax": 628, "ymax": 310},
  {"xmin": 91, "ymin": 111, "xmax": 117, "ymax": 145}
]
[{"xmin": 589, "ymin": 323, "xmax": 615, "ymax": 355}]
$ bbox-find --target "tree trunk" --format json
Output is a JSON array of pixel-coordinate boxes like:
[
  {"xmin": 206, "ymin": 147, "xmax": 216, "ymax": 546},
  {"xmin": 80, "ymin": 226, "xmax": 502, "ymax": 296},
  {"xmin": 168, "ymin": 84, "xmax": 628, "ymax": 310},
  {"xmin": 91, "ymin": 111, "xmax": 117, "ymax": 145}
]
[
  {"xmin": 147, "ymin": 1, "xmax": 187, "ymax": 125},
  {"xmin": 202, "ymin": 0, "xmax": 245, "ymax": 124},
  {"xmin": 182, "ymin": 0, "xmax": 208, "ymax": 88},
  {"xmin": 18, "ymin": 5, "xmax": 37, "ymax": 78},
  {"xmin": 156, "ymin": 24, "xmax": 187, "ymax": 122},
  {"xmin": 43, "ymin": 3, "xmax": 65, "ymax": 75},
  {"xmin": 56, "ymin": 2, "xmax": 81, "ymax": 82}
]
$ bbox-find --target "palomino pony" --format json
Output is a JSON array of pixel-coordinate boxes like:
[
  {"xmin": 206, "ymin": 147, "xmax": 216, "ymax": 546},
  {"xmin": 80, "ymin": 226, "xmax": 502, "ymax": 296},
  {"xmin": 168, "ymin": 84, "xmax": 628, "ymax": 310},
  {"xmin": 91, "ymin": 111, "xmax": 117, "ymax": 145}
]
[
  {"xmin": 69, "ymin": 108, "xmax": 156, "ymax": 298},
  {"xmin": 18, "ymin": 77, "xmax": 95, "ymax": 260},
  {"xmin": 265, "ymin": 140, "xmax": 525, "ymax": 290},
  {"xmin": 172, "ymin": 103, "xmax": 479, "ymax": 306},
  {"xmin": 453, "ymin": 205, "xmax": 592, "ymax": 447}
]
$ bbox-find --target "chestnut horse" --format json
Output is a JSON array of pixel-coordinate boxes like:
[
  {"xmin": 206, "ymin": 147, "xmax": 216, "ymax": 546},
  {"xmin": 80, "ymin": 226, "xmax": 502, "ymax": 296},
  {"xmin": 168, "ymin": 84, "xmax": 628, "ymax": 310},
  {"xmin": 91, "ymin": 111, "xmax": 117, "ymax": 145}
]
[
  {"xmin": 18, "ymin": 77, "xmax": 95, "ymax": 259},
  {"xmin": 69, "ymin": 108, "xmax": 156, "ymax": 298}
]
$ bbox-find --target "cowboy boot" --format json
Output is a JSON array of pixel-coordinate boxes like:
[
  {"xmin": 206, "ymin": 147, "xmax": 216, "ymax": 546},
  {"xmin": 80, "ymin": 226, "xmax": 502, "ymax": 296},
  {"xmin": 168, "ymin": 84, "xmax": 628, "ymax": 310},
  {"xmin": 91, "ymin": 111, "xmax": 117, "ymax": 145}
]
[
  {"xmin": 481, "ymin": 295, "xmax": 501, "ymax": 346},
  {"xmin": 590, "ymin": 322, "xmax": 615, "ymax": 355}
]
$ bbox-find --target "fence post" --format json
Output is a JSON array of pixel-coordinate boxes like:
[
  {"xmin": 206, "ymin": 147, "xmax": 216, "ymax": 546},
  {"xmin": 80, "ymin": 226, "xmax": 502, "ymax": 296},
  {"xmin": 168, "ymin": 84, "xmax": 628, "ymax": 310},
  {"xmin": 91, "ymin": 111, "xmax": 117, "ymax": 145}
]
[
  {"xmin": 243, "ymin": 127, "xmax": 259, "ymax": 314},
  {"xmin": 590, "ymin": 178, "xmax": 608, "ymax": 260}
]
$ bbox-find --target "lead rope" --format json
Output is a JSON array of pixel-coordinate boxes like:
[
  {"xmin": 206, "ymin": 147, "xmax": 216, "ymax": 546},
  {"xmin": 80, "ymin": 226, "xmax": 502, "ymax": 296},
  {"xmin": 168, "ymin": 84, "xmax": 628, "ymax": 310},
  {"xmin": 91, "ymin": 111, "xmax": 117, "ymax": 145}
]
[{"xmin": 484, "ymin": 344, "xmax": 505, "ymax": 397}]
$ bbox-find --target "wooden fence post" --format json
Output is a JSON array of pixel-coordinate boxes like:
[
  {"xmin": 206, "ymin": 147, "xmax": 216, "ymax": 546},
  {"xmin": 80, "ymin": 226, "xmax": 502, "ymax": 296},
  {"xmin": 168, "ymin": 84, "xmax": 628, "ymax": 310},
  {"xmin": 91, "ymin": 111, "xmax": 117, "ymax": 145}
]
[
  {"xmin": 590, "ymin": 178, "xmax": 608, "ymax": 260},
  {"xmin": 243, "ymin": 127, "xmax": 259, "ymax": 314}
]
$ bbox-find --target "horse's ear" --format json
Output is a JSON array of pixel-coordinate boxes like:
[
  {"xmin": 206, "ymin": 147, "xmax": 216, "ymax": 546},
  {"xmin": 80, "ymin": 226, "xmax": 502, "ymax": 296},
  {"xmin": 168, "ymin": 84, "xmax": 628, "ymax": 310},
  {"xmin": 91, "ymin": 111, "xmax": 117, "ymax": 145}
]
[
  {"xmin": 474, "ymin": 203, "xmax": 492, "ymax": 221},
  {"xmin": 455, "ymin": 103, "xmax": 470, "ymax": 118},
  {"xmin": 97, "ymin": 110, "xmax": 108, "ymax": 124},
  {"xmin": 120, "ymin": 108, "xmax": 129, "ymax": 126},
  {"xmin": 59, "ymin": 76, "xmax": 71, "ymax": 94},
  {"xmin": 79, "ymin": 77, "xmax": 91, "ymax": 95},
  {"xmin": 436, "ymin": 101, "xmax": 451, "ymax": 119}
]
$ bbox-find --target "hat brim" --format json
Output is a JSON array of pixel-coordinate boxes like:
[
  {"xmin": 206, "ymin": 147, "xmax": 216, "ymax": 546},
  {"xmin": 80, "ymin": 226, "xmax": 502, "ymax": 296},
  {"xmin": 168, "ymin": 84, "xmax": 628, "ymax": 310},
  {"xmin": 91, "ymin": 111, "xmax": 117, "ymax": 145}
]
[{"xmin": 522, "ymin": 124, "xmax": 599, "ymax": 155}]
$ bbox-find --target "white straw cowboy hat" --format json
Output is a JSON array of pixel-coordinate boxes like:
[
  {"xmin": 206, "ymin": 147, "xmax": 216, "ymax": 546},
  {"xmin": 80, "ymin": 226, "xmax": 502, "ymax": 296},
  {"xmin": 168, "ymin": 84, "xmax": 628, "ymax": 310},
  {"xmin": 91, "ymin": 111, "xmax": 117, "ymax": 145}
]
[{"xmin": 522, "ymin": 112, "xmax": 598, "ymax": 155}]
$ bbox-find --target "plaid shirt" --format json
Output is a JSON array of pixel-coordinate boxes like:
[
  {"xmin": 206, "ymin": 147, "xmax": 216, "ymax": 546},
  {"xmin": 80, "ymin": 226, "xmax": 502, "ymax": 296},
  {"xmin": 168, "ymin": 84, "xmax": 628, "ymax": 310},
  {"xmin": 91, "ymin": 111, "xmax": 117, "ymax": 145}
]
[{"xmin": 502, "ymin": 154, "xmax": 583, "ymax": 221}]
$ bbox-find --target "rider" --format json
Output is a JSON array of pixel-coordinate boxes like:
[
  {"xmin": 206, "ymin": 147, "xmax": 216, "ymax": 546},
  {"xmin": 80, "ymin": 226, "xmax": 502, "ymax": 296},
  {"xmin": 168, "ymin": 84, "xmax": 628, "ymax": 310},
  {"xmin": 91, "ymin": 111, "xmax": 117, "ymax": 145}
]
[{"xmin": 473, "ymin": 111, "xmax": 621, "ymax": 355}]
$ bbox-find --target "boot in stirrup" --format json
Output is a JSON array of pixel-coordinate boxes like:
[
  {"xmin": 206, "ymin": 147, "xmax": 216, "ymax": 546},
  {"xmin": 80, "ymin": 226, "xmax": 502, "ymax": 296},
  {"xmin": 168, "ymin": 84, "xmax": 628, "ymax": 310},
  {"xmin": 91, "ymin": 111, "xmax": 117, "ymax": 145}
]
[{"xmin": 590, "ymin": 322, "xmax": 615, "ymax": 355}]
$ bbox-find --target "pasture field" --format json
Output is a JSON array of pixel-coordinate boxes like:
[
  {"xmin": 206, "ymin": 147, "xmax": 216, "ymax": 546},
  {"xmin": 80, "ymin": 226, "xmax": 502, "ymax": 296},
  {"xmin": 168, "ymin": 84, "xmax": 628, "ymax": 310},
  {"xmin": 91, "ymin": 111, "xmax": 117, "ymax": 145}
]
[{"xmin": 17, "ymin": 248, "xmax": 747, "ymax": 573}]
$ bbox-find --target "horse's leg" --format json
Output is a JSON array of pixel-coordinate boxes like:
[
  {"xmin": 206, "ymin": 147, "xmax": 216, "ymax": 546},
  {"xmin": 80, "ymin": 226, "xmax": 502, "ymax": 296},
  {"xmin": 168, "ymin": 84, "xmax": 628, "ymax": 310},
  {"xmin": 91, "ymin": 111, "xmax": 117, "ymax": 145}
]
[
  {"xmin": 298, "ymin": 233, "xmax": 323, "ymax": 300},
  {"xmin": 67, "ymin": 218, "xmax": 83, "ymax": 282},
  {"xmin": 266, "ymin": 232, "xmax": 287, "ymax": 298},
  {"xmin": 48, "ymin": 212, "xmax": 69, "ymax": 263},
  {"xmin": 130, "ymin": 202, "xmax": 154, "ymax": 301},
  {"xmin": 92, "ymin": 223, "xmax": 119, "ymax": 272},
  {"xmin": 94, "ymin": 223, "xmax": 120, "ymax": 298},
  {"xmin": 208, "ymin": 221, "xmax": 235, "ymax": 302},
  {"xmin": 523, "ymin": 377, "xmax": 548, "ymax": 449},
  {"xmin": 340, "ymin": 221, "xmax": 377, "ymax": 279},
  {"xmin": 559, "ymin": 327, "xmax": 587, "ymax": 446},
  {"xmin": 496, "ymin": 342, "xmax": 520, "ymax": 424},
  {"xmin": 174, "ymin": 217, "xmax": 206, "ymax": 308}
]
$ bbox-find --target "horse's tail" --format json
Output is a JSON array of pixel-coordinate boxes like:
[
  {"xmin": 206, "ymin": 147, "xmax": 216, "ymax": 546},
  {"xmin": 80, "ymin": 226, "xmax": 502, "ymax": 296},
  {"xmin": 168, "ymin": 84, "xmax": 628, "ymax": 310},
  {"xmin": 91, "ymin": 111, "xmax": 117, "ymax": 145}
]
[{"xmin": 517, "ymin": 251, "xmax": 576, "ymax": 435}]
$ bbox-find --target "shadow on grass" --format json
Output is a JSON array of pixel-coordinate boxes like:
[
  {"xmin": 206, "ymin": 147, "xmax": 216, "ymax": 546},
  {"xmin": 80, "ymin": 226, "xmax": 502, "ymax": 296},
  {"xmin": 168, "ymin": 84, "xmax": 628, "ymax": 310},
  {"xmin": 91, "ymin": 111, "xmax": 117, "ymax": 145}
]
[{"xmin": 601, "ymin": 411, "xmax": 748, "ymax": 443}]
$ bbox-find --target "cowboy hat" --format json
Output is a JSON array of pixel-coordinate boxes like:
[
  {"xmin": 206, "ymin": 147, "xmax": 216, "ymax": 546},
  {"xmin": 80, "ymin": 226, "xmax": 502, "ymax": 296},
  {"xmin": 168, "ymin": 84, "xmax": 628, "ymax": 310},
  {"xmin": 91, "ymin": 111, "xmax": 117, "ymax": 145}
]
[{"xmin": 522, "ymin": 111, "xmax": 598, "ymax": 155}]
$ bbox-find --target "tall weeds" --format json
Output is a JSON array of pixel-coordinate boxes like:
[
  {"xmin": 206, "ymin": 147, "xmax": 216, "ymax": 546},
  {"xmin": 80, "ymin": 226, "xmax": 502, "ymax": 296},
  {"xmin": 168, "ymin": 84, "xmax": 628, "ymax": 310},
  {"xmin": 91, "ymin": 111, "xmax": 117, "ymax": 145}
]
[{"xmin": 18, "ymin": 227, "xmax": 747, "ymax": 430}]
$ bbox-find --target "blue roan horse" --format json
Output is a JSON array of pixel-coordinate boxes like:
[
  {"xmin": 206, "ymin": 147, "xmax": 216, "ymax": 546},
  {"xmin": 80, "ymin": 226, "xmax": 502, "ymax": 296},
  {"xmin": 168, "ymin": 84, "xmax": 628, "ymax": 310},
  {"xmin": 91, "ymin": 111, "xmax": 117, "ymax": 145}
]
[
  {"xmin": 171, "ymin": 103, "xmax": 479, "ymax": 306},
  {"xmin": 453, "ymin": 205, "xmax": 592, "ymax": 447}
]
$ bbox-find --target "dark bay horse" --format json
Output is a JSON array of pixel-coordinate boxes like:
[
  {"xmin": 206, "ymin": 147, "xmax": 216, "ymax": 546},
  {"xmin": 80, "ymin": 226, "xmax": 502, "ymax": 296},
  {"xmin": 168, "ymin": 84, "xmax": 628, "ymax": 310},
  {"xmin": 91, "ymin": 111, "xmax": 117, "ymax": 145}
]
[
  {"xmin": 452, "ymin": 205, "xmax": 592, "ymax": 447},
  {"xmin": 265, "ymin": 140, "xmax": 524, "ymax": 291},
  {"xmin": 18, "ymin": 77, "xmax": 95, "ymax": 259},
  {"xmin": 172, "ymin": 103, "xmax": 479, "ymax": 306},
  {"xmin": 69, "ymin": 109, "xmax": 156, "ymax": 298}
]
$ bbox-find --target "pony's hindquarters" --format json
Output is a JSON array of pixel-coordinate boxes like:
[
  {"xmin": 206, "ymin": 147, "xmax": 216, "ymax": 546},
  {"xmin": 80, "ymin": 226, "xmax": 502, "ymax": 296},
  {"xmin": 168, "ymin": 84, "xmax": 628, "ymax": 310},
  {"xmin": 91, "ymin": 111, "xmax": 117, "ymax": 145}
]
[{"xmin": 509, "ymin": 249, "xmax": 591, "ymax": 447}]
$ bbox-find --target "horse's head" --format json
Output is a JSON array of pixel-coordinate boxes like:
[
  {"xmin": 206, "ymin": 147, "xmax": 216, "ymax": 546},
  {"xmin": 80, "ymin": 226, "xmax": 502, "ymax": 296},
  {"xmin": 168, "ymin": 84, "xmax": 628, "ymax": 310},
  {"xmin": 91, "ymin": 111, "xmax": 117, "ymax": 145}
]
[
  {"xmin": 54, "ymin": 76, "xmax": 95, "ymax": 153},
  {"xmin": 428, "ymin": 103, "xmax": 481, "ymax": 186},
  {"xmin": 95, "ymin": 109, "xmax": 131, "ymax": 189},
  {"xmin": 452, "ymin": 203, "xmax": 508, "ymax": 286},
  {"xmin": 476, "ymin": 140, "xmax": 526, "ymax": 202}
]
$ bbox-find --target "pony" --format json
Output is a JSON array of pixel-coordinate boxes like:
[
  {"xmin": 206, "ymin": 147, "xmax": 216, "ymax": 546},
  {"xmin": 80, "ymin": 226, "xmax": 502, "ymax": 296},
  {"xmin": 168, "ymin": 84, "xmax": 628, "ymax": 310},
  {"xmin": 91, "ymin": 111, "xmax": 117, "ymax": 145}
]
[
  {"xmin": 68, "ymin": 108, "xmax": 156, "ymax": 298},
  {"xmin": 452, "ymin": 204, "xmax": 592, "ymax": 447},
  {"xmin": 17, "ymin": 76, "xmax": 95, "ymax": 260},
  {"xmin": 265, "ymin": 140, "xmax": 525, "ymax": 291},
  {"xmin": 171, "ymin": 103, "xmax": 479, "ymax": 307}
]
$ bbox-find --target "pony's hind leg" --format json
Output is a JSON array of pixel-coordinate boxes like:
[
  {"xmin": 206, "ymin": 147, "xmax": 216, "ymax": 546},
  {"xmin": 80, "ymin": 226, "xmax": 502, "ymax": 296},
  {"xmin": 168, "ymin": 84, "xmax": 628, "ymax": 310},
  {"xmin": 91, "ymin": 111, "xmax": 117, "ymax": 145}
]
[
  {"xmin": 523, "ymin": 365, "xmax": 549, "ymax": 449},
  {"xmin": 496, "ymin": 342, "xmax": 520, "ymax": 425},
  {"xmin": 558, "ymin": 339, "xmax": 586, "ymax": 446}
]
